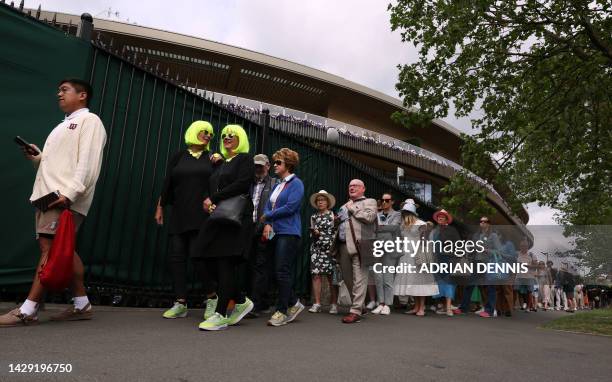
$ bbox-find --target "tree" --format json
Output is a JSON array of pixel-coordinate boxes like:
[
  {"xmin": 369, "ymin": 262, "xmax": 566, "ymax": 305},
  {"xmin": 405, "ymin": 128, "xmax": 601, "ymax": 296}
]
[
  {"xmin": 388, "ymin": 0, "xmax": 612, "ymax": 226},
  {"xmin": 439, "ymin": 170, "xmax": 496, "ymax": 221}
]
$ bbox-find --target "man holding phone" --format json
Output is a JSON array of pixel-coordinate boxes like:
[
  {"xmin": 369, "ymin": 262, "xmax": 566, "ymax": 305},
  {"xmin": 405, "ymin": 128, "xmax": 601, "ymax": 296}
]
[{"xmin": 0, "ymin": 79, "xmax": 106, "ymax": 327}]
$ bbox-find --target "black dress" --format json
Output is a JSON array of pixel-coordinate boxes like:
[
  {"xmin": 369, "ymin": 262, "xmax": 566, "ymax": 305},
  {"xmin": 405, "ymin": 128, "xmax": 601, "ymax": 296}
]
[
  {"xmin": 195, "ymin": 153, "xmax": 255, "ymax": 259},
  {"xmin": 160, "ymin": 150, "xmax": 213, "ymax": 235}
]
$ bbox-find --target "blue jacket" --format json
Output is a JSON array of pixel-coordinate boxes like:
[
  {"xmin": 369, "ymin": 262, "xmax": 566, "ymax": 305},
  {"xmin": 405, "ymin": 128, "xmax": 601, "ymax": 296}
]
[{"xmin": 263, "ymin": 175, "xmax": 304, "ymax": 237}]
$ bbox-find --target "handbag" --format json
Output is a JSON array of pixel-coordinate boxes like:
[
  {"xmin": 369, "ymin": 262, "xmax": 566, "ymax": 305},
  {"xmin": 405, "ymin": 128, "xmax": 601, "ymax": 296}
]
[
  {"xmin": 337, "ymin": 280, "xmax": 352, "ymax": 306},
  {"xmin": 348, "ymin": 216, "xmax": 377, "ymax": 267},
  {"xmin": 208, "ymin": 194, "xmax": 249, "ymax": 227},
  {"xmin": 39, "ymin": 210, "xmax": 75, "ymax": 291},
  {"xmin": 450, "ymin": 255, "xmax": 471, "ymax": 280}
]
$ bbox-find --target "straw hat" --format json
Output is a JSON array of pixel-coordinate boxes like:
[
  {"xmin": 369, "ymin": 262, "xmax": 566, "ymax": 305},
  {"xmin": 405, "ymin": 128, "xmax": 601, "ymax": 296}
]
[
  {"xmin": 309, "ymin": 190, "xmax": 336, "ymax": 209},
  {"xmin": 433, "ymin": 209, "xmax": 453, "ymax": 224}
]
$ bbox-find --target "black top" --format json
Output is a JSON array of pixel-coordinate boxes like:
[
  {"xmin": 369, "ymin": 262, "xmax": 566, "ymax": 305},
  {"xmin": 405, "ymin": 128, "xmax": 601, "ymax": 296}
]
[
  {"xmin": 160, "ymin": 150, "xmax": 213, "ymax": 235},
  {"xmin": 195, "ymin": 153, "xmax": 255, "ymax": 259},
  {"xmin": 209, "ymin": 153, "xmax": 254, "ymax": 204}
]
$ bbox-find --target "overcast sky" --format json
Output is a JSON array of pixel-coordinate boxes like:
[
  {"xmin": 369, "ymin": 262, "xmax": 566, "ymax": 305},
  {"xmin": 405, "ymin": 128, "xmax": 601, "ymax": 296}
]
[{"xmin": 35, "ymin": 0, "xmax": 558, "ymax": 224}]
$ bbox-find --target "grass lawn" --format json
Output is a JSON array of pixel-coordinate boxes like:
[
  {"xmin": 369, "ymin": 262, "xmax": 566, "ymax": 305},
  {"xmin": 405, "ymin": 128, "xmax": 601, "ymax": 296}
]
[{"xmin": 541, "ymin": 308, "xmax": 612, "ymax": 336}]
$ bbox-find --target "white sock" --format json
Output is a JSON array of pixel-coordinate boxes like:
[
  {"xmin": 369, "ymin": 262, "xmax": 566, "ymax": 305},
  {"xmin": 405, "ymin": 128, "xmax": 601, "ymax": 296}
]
[
  {"xmin": 20, "ymin": 299, "xmax": 38, "ymax": 316},
  {"xmin": 74, "ymin": 296, "xmax": 90, "ymax": 310}
]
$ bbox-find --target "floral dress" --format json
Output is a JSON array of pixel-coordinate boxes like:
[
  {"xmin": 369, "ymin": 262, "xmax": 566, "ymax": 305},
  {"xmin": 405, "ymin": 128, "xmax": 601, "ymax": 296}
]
[{"xmin": 309, "ymin": 211, "xmax": 336, "ymax": 275}]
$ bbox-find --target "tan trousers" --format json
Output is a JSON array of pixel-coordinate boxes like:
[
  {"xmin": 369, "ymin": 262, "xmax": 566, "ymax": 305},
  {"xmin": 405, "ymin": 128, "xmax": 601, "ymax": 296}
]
[{"xmin": 338, "ymin": 243, "xmax": 368, "ymax": 315}]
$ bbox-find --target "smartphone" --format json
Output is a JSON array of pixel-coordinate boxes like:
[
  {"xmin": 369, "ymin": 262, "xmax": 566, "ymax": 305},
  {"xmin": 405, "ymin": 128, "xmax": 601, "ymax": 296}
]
[{"xmin": 14, "ymin": 136, "xmax": 40, "ymax": 156}]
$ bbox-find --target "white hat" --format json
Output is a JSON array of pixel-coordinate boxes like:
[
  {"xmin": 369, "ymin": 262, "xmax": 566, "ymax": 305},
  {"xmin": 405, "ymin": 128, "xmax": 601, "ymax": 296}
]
[
  {"xmin": 309, "ymin": 190, "xmax": 336, "ymax": 209},
  {"xmin": 401, "ymin": 199, "xmax": 419, "ymax": 216}
]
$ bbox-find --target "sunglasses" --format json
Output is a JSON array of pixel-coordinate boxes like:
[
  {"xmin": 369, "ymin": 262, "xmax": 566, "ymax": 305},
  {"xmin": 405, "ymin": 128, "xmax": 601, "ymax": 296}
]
[
  {"xmin": 221, "ymin": 133, "xmax": 236, "ymax": 140},
  {"xmin": 273, "ymin": 160, "xmax": 285, "ymax": 166},
  {"xmin": 382, "ymin": 199, "xmax": 392, "ymax": 203},
  {"xmin": 201, "ymin": 130, "xmax": 214, "ymax": 137},
  {"xmin": 480, "ymin": 220, "xmax": 489, "ymax": 223}
]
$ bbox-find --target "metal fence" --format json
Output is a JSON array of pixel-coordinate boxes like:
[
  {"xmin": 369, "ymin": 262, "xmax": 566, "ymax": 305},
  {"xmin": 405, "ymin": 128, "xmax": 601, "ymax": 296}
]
[
  {"xmin": 65, "ymin": 38, "xmax": 419, "ymax": 307},
  {"xmin": 0, "ymin": 3, "xmax": 523, "ymax": 307}
]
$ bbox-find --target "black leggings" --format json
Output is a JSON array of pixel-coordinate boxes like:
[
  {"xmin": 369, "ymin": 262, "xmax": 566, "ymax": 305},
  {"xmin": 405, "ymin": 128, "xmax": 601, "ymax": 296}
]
[
  {"xmin": 169, "ymin": 231, "xmax": 199, "ymax": 300},
  {"xmin": 194, "ymin": 257, "xmax": 245, "ymax": 316}
]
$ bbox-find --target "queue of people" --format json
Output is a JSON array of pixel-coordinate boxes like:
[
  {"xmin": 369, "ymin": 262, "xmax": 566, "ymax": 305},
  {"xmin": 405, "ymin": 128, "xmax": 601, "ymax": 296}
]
[
  {"xmin": 157, "ymin": 121, "xmax": 307, "ymax": 330},
  {"xmin": 2, "ymin": 85, "xmax": 594, "ymax": 330}
]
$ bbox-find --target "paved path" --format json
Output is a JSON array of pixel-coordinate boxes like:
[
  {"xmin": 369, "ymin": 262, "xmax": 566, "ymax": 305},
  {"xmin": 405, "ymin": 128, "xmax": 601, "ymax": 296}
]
[{"xmin": 0, "ymin": 303, "xmax": 610, "ymax": 382}]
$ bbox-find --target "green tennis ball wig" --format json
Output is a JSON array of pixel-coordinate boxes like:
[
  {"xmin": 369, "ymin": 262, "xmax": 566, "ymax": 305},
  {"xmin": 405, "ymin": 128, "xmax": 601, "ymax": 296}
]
[
  {"xmin": 184, "ymin": 120, "xmax": 214, "ymax": 151},
  {"xmin": 220, "ymin": 124, "xmax": 250, "ymax": 158}
]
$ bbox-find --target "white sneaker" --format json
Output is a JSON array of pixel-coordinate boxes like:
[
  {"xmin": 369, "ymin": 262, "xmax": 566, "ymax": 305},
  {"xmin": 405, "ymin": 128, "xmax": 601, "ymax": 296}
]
[
  {"xmin": 286, "ymin": 301, "xmax": 305, "ymax": 323},
  {"xmin": 366, "ymin": 301, "xmax": 377, "ymax": 310},
  {"xmin": 329, "ymin": 304, "xmax": 338, "ymax": 314},
  {"xmin": 493, "ymin": 309, "xmax": 498, "ymax": 317},
  {"xmin": 380, "ymin": 305, "xmax": 391, "ymax": 315},
  {"xmin": 474, "ymin": 307, "xmax": 485, "ymax": 314},
  {"xmin": 429, "ymin": 305, "xmax": 437, "ymax": 312},
  {"xmin": 371, "ymin": 304, "xmax": 385, "ymax": 315},
  {"xmin": 522, "ymin": 303, "xmax": 527, "ymax": 310},
  {"xmin": 308, "ymin": 304, "xmax": 321, "ymax": 313}
]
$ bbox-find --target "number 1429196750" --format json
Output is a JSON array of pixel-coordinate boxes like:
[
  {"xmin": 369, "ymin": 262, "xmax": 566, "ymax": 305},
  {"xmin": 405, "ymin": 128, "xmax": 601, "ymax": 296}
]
[{"xmin": 8, "ymin": 363, "xmax": 72, "ymax": 373}]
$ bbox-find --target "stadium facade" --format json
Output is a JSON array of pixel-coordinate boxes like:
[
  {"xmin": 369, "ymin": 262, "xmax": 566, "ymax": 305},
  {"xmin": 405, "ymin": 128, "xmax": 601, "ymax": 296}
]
[
  {"xmin": 1, "ymin": 4, "xmax": 534, "ymax": 300},
  {"xmin": 36, "ymin": 9, "xmax": 529, "ymax": 230}
]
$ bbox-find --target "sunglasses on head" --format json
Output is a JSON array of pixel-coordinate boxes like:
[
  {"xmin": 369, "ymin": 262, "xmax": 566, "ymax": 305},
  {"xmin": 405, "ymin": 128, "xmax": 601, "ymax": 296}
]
[
  {"xmin": 273, "ymin": 160, "xmax": 284, "ymax": 166},
  {"xmin": 221, "ymin": 133, "xmax": 236, "ymax": 140}
]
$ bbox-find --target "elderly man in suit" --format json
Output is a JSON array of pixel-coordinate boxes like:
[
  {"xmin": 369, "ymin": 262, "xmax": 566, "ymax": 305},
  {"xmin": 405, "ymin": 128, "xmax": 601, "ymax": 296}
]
[{"xmin": 336, "ymin": 179, "xmax": 378, "ymax": 323}]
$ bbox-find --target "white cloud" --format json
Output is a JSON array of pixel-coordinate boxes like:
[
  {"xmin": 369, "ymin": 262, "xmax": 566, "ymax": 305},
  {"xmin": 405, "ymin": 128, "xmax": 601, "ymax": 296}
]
[{"xmin": 526, "ymin": 202, "xmax": 559, "ymax": 225}]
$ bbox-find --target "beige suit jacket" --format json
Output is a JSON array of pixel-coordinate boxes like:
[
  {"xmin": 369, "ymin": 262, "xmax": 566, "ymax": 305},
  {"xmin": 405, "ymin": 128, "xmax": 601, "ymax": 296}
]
[{"xmin": 343, "ymin": 197, "xmax": 378, "ymax": 255}]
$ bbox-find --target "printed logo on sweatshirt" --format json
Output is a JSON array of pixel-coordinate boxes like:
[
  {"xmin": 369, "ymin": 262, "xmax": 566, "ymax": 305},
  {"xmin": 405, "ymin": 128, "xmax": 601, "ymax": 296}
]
[{"xmin": 68, "ymin": 123, "xmax": 78, "ymax": 130}]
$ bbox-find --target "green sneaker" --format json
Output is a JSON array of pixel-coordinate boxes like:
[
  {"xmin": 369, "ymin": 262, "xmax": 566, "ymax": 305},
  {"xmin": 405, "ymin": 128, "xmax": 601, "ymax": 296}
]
[
  {"xmin": 227, "ymin": 297, "xmax": 254, "ymax": 326},
  {"xmin": 204, "ymin": 297, "xmax": 218, "ymax": 320},
  {"xmin": 198, "ymin": 312, "xmax": 228, "ymax": 331},
  {"xmin": 267, "ymin": 311, "xmax": 288, "ymax": 327},
  {"xmin": 286, "ymin": 300, "xmax": 305, "ymax": 323},
  {"xmin": 163, "ymin": 301, "xmax": 188, "ymax": 319}
]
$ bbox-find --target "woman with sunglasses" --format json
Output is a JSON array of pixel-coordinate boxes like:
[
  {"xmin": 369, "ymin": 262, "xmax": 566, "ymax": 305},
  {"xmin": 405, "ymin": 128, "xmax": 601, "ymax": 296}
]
[
  {"xmin": 196, "ymin": 124, "xmax": 255, "ymax": 331},
  {"xmin": 156, "ymin": 121, "xmax": 218, "ymax": 319},
  {"xmin": 260, "ymin": 148, "xmax": 305, "ymax": 327}
]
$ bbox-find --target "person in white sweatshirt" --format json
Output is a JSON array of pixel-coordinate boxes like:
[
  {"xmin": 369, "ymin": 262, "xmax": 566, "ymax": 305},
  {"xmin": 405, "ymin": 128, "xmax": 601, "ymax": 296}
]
[{"xmin": 0, "ymin": 78, "xmax": 106, "ymax": 327}]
